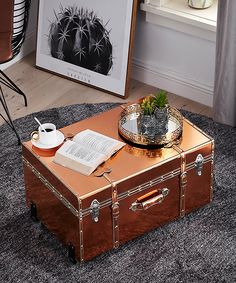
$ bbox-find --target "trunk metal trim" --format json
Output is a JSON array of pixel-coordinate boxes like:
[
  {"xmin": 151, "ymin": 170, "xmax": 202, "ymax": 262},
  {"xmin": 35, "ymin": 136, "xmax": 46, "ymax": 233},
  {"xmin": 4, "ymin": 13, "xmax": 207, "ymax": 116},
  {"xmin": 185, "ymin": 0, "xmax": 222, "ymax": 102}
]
[
  {"xmin": 22, "ymin": 152, "xmax": 214, "ymax": 219},
  {"xmin": 22, "ymin": 156, "xmax": 80, "ymax": 218},
  {"xmin": 82, "ymin": 167, "xmax": 181, "ymax": 217},
  {"xmin": 78, "ymin": 199, "xmax": 84, "ymax": 262},
  {"xmin": 173, "ymin": 144, "xmax": 187, "ymax": 218},
  {"xmin": 103, "ymin": 172, "xmax": 120, "ymax": 249}
]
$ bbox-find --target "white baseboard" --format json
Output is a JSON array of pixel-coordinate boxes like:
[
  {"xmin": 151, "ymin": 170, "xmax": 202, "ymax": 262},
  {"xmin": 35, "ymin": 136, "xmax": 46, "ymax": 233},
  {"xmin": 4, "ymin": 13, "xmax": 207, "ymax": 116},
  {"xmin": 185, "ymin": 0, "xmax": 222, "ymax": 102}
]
[
  {"xmin": 1, "ymin": 32, "xmax": 214, "ymax": 108},
  {"xmin": 132, "ymin": 58, "xmax": 213, "ymax": 107},
  {"xmin": 1, "ymin": 30, "xmax": 36, "ymax": 70}
]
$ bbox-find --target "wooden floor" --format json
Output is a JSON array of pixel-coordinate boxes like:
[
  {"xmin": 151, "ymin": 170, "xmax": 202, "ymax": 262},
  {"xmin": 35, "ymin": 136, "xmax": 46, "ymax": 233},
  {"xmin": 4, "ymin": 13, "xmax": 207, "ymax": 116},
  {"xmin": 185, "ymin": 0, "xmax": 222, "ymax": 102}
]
[{"xmin": 0, "ymin": 52, "xmax": 213, "ymax": 126}]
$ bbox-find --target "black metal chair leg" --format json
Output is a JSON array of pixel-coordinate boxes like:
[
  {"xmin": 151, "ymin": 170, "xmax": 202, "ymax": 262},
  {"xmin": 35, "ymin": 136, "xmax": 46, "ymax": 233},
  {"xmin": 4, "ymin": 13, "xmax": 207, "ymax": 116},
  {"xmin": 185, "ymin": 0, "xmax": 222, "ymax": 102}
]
[
  {"xmin": 0, "ymin": 86, "xmax": 21, "ymax": 144},
  {"xmin": 0, "ymin": 70, "xmax": 28, "ymax": 106}
]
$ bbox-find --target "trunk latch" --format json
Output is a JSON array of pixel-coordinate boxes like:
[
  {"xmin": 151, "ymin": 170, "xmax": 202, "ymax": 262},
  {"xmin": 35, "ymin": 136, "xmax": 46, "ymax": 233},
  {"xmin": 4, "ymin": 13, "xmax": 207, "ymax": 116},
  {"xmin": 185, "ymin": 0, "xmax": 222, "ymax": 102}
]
[
  {"xmin": 195, "ymin": 154, "xmax": 204, "ymax": 176},
  {"xmin": 90, "ymin": 199, "xmax": 100, "ymax": 222}
]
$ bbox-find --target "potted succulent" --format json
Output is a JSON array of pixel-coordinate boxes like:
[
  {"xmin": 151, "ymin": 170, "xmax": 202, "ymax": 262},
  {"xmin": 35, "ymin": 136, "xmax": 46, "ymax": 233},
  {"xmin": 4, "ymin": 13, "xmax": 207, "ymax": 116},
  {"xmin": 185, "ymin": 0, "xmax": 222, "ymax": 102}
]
[
  {"xmin": 153, "ymin": 90, "xmax": 169, "ymax": 124},
  {"xmin": 188, "ymin": 0, "xmax": 214, "ymax": 9},
  {"xmin": 140, "ymin": 90, "xmax": 169, "ymax": 137}
]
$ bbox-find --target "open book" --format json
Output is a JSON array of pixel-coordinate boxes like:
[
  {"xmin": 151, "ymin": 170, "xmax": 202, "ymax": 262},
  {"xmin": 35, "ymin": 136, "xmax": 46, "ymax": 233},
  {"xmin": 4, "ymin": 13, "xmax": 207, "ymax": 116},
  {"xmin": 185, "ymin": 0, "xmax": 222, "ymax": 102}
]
[{"xmin": 53, "ymin": 129, "xmax": 125, "ymax": 176}]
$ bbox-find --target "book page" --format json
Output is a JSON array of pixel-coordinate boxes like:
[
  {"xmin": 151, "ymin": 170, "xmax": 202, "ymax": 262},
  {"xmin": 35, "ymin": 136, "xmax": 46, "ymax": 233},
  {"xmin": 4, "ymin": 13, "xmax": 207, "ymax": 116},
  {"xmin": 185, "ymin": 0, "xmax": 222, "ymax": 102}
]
[
  {"xmin": 54, "ymin": 130, "xmax": 125, "ymax": 175},
  {"xmin": 73, "ymin": 129, "xmax": 125, "ymax": 157},
  {"xmin": 56, "ymin": 140, "xmax": 105, "ymax": 166}
]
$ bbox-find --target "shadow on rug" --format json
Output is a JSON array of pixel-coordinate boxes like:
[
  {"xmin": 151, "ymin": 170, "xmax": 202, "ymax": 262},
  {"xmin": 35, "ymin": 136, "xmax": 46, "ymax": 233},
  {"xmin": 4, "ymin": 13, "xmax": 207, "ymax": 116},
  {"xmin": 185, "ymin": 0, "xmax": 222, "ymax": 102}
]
[{"xmin": 0, "ymin": 103, "xmax": 235, "ymax": 283}]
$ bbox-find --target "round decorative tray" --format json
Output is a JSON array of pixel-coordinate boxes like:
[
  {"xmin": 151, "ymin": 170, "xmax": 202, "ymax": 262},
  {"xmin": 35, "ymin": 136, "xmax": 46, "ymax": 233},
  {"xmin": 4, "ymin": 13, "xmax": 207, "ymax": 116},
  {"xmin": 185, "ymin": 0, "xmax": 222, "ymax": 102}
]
[{"xmin": 118, "ymin": 104, "xmax": 183, "ymax": 147}]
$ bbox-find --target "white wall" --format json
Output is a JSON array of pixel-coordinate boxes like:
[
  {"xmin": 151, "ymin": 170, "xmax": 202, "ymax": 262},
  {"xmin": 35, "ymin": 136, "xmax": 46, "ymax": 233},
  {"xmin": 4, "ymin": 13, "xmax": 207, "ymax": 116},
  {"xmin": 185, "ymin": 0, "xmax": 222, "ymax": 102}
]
[
  {"xmin": 3, "ymin": 2, "xmax": 216, "ymax": 106},
  {"xmin": 132, "ymin": 10, "xmax": 216, "ymax": 106}
]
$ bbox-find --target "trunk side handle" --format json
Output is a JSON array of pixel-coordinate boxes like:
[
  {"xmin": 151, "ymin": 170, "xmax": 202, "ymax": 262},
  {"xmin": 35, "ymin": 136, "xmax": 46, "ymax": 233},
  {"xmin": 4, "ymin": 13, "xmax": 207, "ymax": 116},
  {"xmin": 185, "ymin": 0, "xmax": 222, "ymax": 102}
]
[{"xmin": 129, "ymin": 188, "xmax": 169, "ymax": 211}]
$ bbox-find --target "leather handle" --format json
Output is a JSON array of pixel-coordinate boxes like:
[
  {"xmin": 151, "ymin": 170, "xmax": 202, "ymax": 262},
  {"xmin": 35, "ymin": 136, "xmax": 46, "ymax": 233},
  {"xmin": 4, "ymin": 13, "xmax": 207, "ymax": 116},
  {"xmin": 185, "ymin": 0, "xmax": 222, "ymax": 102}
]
[{"xmin": 129, "ymin": 188, "xmax": 169, "ymax": 211}]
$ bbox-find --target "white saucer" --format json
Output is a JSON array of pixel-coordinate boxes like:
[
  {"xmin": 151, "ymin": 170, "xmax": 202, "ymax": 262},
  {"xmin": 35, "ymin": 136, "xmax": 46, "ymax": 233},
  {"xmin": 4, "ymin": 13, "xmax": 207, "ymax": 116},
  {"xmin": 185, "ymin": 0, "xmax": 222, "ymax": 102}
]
[{"xmin": 31, "ymin": 130, "xmax": 65, "ymax": 150}]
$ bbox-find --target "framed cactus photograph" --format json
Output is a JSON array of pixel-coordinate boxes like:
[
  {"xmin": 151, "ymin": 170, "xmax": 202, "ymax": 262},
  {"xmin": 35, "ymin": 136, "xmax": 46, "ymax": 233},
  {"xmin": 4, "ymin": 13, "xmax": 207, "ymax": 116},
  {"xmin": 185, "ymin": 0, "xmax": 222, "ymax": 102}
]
[{"xmin": 36, "ymin": 0, "xmax": 138, "ymax": 97}]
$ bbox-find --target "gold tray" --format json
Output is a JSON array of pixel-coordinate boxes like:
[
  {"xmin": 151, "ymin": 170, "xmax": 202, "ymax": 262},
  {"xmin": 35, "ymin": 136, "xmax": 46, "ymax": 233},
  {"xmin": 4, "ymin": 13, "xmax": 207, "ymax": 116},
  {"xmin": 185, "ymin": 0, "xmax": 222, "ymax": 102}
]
[{"xmin": 118, "ymin": 104, "xmax": 183, "ymax": 147}]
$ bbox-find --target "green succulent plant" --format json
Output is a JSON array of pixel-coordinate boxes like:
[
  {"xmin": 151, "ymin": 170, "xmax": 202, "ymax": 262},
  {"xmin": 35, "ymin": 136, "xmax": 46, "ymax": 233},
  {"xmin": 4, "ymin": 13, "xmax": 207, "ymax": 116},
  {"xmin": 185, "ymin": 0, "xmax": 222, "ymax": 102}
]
[
  {"xmin": 140, "ymin": 96, "xmax": 155, "ymax": 115},
  {"xmin": 153, "ymin": 90, "xmax": 168, "ymax": 109},
  {"xmin": 140, "ymin": 90, "xmax": 168, "ymax": 115}
]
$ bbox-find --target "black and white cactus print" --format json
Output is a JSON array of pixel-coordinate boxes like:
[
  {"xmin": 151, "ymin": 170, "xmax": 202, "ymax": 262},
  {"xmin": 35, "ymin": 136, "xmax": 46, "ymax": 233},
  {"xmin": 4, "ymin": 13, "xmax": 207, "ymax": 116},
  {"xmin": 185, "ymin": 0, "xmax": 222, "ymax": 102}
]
[{"xmin": 48, "ymin": 6, "xmax": 113, "ymax": 75}]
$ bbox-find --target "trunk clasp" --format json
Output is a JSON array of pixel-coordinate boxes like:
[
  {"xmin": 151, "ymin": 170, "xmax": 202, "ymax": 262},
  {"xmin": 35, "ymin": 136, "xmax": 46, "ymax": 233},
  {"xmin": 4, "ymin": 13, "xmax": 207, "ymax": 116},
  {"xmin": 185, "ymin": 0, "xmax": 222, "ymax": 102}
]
[
  {"xmin": 90, "ymin": 199, "xmax": 100, "ymax": 222},
  {"xmin": 195, "ymin": 154, "xmax": 204, "ymax": 176}
]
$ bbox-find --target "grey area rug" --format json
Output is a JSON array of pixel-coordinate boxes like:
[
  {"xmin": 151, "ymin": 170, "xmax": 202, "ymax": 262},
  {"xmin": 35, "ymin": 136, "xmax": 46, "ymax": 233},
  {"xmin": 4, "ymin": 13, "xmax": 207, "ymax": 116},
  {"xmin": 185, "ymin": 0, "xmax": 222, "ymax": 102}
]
[{"xmin": 0, "ymin": 103, "xmax": 235, "ymax": 283}]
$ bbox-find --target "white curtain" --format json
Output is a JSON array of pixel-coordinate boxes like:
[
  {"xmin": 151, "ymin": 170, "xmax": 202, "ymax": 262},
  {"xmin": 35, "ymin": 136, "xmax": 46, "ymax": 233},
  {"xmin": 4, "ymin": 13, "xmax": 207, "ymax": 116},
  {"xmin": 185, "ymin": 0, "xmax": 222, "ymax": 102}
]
[{"xmin": 213, "ymin": 0, "xmax": 236, "ymax": 127}]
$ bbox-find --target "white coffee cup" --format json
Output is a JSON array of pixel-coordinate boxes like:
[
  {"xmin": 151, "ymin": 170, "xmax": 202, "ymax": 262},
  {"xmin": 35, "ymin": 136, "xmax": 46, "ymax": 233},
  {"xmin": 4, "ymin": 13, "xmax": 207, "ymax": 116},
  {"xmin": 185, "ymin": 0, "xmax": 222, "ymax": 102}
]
[{"xmin": 31, "ymin": 123, "xmax": 57, "ymax": 145}]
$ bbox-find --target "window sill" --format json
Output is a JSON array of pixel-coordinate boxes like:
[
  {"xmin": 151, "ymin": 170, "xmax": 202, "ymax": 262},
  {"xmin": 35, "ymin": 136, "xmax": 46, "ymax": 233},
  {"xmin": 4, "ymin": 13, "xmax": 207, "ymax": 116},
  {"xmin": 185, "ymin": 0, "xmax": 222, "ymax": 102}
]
[{"xmin": 140, "ymin": 0, "xmax": 217, "ymax": 41}]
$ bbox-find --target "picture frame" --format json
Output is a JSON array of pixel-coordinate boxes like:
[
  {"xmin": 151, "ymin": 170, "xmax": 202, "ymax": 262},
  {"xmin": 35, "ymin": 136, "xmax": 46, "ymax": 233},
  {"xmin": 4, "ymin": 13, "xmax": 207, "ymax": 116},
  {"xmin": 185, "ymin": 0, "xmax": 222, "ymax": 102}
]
[{"xmin": 36, "ymin": 0, "xmax": 138, "ymax": 98}]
